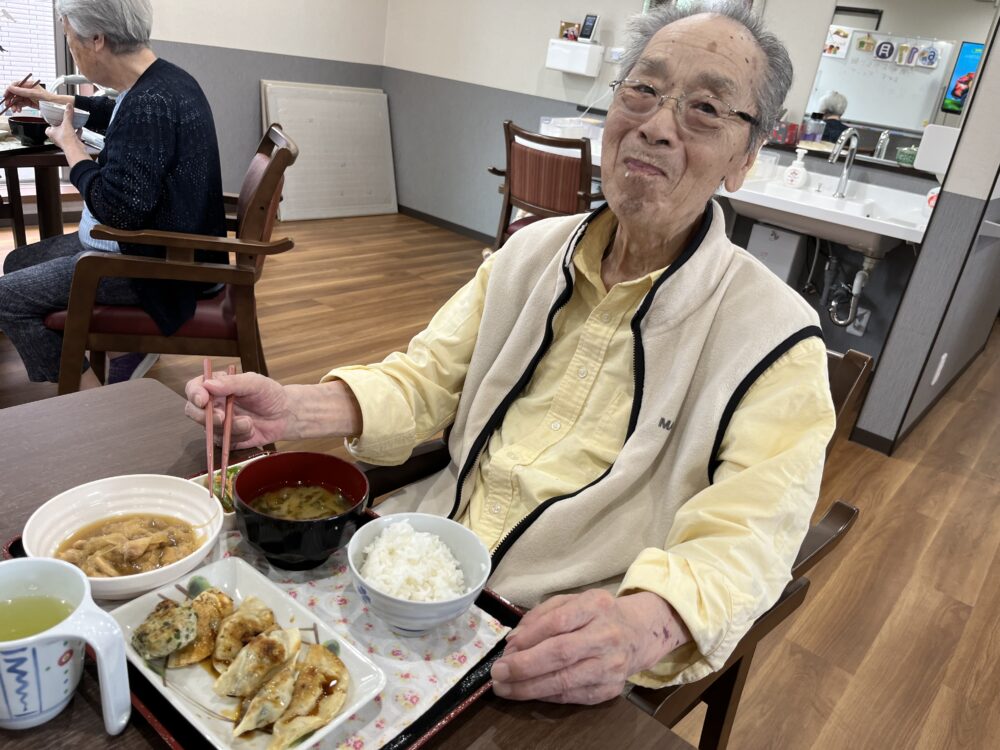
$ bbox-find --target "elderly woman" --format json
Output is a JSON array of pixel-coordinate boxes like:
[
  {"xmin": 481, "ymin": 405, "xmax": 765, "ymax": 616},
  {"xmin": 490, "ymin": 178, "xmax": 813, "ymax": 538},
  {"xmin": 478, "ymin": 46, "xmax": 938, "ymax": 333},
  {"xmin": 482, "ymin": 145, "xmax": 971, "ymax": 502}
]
[
  {"xmin": 185, "ymin": 1, "xmax": 834, "ymax": 703},
  {"xmin": 817, "ymin": 90, "xmax": 849, "ymax": 142},
  {"xmin": 0, "ymin": 0, "xmax": 225, "ymax": 388}
]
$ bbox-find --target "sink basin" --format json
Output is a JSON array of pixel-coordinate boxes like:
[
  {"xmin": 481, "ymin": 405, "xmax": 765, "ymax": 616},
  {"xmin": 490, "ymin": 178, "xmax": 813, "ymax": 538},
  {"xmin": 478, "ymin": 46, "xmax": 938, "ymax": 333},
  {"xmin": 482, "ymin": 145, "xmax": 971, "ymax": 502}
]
[{"xmin": 719, "ymin": 175, "xmax": 929, "ymax": 259}]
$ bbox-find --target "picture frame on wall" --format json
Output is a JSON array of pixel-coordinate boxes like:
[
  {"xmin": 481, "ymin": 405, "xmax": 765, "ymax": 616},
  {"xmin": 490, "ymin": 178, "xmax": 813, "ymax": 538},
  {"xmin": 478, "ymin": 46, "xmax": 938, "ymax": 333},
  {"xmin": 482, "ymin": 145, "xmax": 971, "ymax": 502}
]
[{"xmin": 559, "ymin": 20, "xmax": 582, "ymax": 40}]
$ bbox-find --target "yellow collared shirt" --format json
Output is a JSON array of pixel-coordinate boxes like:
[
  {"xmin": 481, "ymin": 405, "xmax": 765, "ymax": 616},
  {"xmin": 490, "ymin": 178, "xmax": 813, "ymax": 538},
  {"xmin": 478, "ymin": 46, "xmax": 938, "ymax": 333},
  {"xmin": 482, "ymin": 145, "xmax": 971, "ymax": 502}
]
[{"xmin": 327, "ymin": 211, "xmax": 833, "ymax": 685}]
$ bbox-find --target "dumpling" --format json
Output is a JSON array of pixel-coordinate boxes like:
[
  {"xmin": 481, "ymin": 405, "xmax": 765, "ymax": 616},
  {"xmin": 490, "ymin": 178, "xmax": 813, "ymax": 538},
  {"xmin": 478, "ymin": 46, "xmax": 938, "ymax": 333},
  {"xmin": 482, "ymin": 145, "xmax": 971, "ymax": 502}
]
[
  {"xmin": 131, "ymin": 599, "xmax": 197, "ymax": 660},
  {"xmin": 233, "ymin": 664, "xmax": 297, "ymax": 737},
  {"xmin": 213, "ymin": 596, "xmax": 276, "ymax": 674},
  {"xmin": 268, "ymin": 644, "xmax": 350, "ymax": 750},
  {"xmin": 167, "ymin": 588, "xmax": 234, "ymax": 668},
  {"xmin": 213, "ymin": 627, "xmax": 301, "ymax": 698}
]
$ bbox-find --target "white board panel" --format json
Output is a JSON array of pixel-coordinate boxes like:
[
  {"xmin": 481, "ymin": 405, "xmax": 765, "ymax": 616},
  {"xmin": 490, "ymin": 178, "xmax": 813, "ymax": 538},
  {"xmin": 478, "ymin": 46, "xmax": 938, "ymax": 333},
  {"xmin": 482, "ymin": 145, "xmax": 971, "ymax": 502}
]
[
  {"xmin": 261, "ymin": 80, "xmax": 397, "ymax": 220},
  {"xmin": 806, "ymin": 27, "xmax": 955, "ymax": 131}
]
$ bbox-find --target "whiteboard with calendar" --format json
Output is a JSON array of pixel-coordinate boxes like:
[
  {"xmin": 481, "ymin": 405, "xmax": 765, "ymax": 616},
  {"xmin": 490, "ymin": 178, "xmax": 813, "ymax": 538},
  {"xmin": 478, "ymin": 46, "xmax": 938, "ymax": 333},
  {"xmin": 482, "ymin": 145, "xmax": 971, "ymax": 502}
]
[{"xmin": 806, "ymin": 26, "xmax": 956, "ymax": 132}]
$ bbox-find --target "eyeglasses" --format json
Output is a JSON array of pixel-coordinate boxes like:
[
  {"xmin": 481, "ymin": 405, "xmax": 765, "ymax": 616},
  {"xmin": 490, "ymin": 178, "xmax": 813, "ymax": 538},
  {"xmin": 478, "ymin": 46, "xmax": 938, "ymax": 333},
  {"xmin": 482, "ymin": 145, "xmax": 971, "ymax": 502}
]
[{"xmin": 610, "ymin": 79, "xmax": 760, "ymax": 133}]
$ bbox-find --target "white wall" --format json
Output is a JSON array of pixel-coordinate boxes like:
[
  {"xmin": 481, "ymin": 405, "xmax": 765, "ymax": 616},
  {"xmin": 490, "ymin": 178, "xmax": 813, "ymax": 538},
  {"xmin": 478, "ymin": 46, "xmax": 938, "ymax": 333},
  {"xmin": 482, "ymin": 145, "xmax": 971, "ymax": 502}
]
[
  {"xmin": 149, "ymin": 0, "xmax": 388, "ymax": 65},
  {"xmin": 383, "ymin": 1, "xmax": 641, "ymax": 108},
  {"xmin": 760, "ymin": 0, "xmax": 837, "ymax": 123},
  {"xmin": 833, "ymin": 0, "xmax": 994, "ymax": 44}
]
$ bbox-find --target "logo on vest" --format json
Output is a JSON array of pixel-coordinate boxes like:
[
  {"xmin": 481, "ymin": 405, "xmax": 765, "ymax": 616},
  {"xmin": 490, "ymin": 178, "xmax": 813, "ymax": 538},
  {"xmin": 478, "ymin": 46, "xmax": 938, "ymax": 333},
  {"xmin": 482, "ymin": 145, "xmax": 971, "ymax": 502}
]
[{"xmin": 658, "ymin": 417, "xmax": 674, "ymax": 431}]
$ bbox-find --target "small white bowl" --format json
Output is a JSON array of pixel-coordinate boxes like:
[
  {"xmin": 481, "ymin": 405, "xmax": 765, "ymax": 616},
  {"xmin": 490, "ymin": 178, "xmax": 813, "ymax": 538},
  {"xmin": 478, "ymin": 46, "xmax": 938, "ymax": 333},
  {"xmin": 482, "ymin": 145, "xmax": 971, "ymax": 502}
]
[
  {"xmin": 39, "ymin": 100, "xmax": 90, "ymax": 129},
  {"xmin": 23, "ymin": 474, "xmax": 222, "ymax": 601},
  {"xmin": 347, "ymin": 512, "xmax": 491, "ymax": 636}
]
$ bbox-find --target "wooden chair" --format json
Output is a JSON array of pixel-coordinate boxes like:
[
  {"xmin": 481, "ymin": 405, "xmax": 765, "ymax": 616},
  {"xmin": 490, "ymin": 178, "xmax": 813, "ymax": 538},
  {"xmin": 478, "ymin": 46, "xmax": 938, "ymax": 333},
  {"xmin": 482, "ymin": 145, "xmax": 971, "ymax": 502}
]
[
  {"xmin": 355, "ymin": 348, "xmax": 870, "ymax": 750},
  {"xmin": 826, "ymin": 349, "xmax": 873, "ymax": 457},
  {"xmin": 43, "ymin": 124, "xmax": 298, "ymax": 394},
  {"xmin": 487, "ymin": 120, "xmax": 603, "ymax": 253}
]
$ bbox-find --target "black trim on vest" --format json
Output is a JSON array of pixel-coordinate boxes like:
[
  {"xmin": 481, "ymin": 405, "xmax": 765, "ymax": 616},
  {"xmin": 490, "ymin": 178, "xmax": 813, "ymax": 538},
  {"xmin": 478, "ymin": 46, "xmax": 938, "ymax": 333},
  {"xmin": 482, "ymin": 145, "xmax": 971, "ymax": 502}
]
[
  {"xmin": 448, "ymin": 217, "xmax": 593, "ymax": 520},
  {"xmin": 489, "ymin": 203, "xmax": 715, "ymax": 572},
  {"xmin": 627, "ymin": 204, "xmax": 713, "ymax": 436},
  {"xmin": 706, "ymin": 325, "xmax": 825, "ymax": 484}
]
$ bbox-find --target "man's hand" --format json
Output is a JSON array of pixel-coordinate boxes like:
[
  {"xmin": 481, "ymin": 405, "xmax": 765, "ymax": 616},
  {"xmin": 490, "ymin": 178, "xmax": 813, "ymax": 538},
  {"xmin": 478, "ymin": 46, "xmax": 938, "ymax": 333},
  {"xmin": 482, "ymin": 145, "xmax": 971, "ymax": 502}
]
[
  {"xmin": 490, "ymin": 589, "xmax": 691, "ymax": 705},
  {"xmin": 185, "ymin": 371, "xmax": 292, "ymax": 449}
]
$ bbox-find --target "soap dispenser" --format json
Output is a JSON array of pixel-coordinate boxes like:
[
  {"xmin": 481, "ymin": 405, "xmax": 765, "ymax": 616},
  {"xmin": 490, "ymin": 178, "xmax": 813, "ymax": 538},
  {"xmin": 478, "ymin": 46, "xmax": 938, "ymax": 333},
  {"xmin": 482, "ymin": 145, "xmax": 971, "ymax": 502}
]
[{"xmin": 783, "ymin": 148, "xmax": 809, "ymax": 188}]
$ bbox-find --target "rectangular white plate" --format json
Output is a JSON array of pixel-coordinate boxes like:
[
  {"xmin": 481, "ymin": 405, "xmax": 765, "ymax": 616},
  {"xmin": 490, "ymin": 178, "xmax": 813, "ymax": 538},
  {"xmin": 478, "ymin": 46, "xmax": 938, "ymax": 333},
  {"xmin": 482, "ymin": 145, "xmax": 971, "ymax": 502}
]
[{"xmin": 111, "ymin": 557, "xmax": 386, "ymax": 750}]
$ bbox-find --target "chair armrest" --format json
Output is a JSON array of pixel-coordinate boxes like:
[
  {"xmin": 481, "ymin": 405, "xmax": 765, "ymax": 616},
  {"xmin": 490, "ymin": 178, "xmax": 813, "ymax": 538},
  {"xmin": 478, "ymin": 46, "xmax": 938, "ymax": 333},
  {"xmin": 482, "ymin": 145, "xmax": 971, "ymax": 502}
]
[
  {"xmin": 626, "ymin": 576, "xmax": 811, "ymax": 724},
  {"xmin": 792, "ymin": 500, "xmax": 858, "ymax": 579},
  {"xmin": 488, "ymin": 166, "xmax": 506, "ymax": 177},
  {"xmin": 91, "ymin": 225, "xmax": 293, "ymax": 255},
  {"xmin": 589, "ymin": 189, "xmax": 604, "ymax": 202},
  {"xmin": 73, "ymin": 251, "xmax": 254, "ymax": 286},
  {"xmin": 356, "ymin": 439, "xmax": 450, "ymax": 499}
]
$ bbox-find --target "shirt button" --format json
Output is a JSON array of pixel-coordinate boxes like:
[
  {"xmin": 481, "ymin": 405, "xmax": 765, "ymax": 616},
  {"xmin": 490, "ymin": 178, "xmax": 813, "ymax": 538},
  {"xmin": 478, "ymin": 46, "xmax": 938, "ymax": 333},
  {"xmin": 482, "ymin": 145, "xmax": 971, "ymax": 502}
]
[
  {"xmin": 490, "ymin": 503, "xmax": 502, "ymax": 514},
  {"xmin": 550, "ymin": 420, "xmax": 561, "ymax": 431},
  {"xmin": 600, "ymin": 312, "xmax": 611, "ymax": 323},
  {"xmin": 577, "ymin": 366, "xmax": 588, "ymax": 379}
]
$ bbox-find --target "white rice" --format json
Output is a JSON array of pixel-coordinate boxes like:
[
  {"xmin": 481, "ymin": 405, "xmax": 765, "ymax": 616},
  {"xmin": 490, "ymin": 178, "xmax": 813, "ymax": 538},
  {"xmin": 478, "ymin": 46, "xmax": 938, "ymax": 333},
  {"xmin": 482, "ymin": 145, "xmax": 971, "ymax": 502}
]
[{"xmin": 360, "ymin": 520, "xmax": 466, "ymax": 601}]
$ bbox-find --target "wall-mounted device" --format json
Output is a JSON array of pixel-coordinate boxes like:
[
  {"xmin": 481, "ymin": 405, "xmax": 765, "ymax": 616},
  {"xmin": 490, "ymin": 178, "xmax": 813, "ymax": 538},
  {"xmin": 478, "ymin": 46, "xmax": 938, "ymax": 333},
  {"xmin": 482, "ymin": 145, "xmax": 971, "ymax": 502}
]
[{"xmin": 579, "ymin": 14, "xmax": 600, "ymax": 43}]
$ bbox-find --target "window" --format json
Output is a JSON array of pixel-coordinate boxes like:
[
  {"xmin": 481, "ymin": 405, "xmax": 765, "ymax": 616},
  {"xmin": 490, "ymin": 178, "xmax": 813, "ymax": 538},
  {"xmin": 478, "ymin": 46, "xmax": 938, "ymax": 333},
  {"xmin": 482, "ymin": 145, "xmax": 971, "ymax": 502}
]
[{"xmin": 1, "ymin": 1, "xmax": 57, "ymax": 91}]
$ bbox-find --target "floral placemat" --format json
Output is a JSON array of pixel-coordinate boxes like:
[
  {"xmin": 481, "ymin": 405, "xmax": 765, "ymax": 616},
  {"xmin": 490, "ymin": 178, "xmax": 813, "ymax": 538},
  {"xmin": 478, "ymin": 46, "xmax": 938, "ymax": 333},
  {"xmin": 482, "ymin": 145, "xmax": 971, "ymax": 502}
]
[{"xmin": 214, "ymin": 532, "xmax": 510, "ymax": 750}]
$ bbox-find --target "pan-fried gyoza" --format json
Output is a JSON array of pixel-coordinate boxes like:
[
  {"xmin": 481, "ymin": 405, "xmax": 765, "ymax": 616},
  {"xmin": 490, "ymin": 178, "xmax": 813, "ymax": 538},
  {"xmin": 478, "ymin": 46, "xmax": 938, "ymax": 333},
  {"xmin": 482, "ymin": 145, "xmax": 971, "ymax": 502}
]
[{"xmin": 131, "ymin": 589, "xmax": 351, "ymax": 746}]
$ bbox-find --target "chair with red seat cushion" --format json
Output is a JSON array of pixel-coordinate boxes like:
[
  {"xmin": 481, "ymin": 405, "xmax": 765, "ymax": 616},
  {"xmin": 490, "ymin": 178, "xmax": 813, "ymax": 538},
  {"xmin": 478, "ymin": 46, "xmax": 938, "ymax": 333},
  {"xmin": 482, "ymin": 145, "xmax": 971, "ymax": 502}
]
[
  {"xmin": 487, "ymin": 120, "xmax": 603, "ymax": 253},
  {"xmin": 45, "ymin": 124, "xmax": 298, "ymax": 394}
]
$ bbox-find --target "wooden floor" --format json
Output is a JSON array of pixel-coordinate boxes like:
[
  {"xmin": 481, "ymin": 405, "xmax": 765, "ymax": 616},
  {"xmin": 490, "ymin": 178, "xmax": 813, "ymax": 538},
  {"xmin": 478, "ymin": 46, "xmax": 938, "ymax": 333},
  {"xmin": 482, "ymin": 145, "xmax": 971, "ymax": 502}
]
[{"xmin": 2, "ymin": 216, "xmax": 998, "ymax": 749}]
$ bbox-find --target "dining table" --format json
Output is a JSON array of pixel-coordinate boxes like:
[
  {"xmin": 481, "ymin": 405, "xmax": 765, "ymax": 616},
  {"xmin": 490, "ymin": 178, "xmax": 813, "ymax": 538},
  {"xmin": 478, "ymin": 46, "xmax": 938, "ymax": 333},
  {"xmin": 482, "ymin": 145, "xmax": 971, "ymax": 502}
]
[
  {"xmin": 0, "ymin": 142, "xmax": 70, "ymax": 247},
  {"xmin": 0, "ymin": 379, "xmax": 695, "ymax": 750}
]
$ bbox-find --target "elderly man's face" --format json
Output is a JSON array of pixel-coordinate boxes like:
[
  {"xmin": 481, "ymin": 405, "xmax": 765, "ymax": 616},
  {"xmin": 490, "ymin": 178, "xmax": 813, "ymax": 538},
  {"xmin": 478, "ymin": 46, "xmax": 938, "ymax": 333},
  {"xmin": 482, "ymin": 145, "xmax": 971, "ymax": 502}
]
[{"xmin": 601, "ymin": 14, "xmax": 765, "ymax": 228}]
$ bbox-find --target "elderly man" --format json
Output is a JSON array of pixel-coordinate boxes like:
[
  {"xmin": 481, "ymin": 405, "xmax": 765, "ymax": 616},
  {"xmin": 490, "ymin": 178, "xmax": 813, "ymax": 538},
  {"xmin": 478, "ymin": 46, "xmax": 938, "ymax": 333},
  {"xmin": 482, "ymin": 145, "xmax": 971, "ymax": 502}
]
[{"xmin": 186, "ymin": 1, "xmax": 834, "ymax": 705}]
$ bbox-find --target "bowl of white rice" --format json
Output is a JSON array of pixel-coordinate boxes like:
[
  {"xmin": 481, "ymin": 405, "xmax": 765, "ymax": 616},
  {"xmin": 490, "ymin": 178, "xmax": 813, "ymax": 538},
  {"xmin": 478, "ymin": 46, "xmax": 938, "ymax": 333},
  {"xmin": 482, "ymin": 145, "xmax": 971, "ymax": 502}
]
[{"xmin": 347, "ymin": 513, "xmax": 491, "ymax": 636}]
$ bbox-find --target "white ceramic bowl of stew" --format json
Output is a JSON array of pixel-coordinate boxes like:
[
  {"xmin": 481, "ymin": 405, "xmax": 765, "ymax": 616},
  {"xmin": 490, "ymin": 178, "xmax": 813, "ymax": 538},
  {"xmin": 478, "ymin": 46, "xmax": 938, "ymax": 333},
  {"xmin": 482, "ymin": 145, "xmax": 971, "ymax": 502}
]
[{"xmin": 22, "ymin": 474, "xmax": 223, "ymax": 600}]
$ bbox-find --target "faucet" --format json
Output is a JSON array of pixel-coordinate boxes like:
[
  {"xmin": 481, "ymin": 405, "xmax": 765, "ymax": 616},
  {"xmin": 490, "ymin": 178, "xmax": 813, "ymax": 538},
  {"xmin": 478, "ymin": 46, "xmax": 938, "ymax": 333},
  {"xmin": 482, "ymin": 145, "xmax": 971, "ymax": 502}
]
[
  {"xmin": 828, "ymin": 128, "xmax": 859, "ymax": 199},
  {"xmin": 874, "ymin": 129, "xmax": 891, "ymax": 160}
]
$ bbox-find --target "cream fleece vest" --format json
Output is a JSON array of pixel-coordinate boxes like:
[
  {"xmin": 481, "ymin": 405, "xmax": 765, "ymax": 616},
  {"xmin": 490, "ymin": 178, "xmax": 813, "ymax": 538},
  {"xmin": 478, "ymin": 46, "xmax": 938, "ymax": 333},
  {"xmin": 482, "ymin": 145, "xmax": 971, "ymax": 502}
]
[{"xmin": 378, "ymin": 201, "xmax": 822, "ymax": 607}]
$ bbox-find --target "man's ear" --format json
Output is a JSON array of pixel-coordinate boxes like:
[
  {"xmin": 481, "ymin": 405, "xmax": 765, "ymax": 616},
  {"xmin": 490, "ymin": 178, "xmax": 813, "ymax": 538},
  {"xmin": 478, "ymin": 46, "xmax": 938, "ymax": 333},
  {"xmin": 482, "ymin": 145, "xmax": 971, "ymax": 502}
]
[
  {"xmin": 722, "ymin": 141, "xmax": 762, "ymax": 193},
  {"xmin": 92, "ymin": 33, "xmax": 106, "ymax": 53}
]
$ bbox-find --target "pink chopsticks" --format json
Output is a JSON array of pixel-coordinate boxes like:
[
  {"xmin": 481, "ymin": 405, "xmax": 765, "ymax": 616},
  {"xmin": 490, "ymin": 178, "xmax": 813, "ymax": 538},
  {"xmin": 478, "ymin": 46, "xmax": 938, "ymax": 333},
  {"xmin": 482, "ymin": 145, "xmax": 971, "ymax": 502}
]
[
  {"xmin": 203, "ymin": 359, "xmax": 237, "ymax": 501},
  {"xmin": 203, "ymin": 359, "xmax": 215, "ymax": 499},
  {"xmin": 1, "ymin": 74, "xmax": 37, "ymax": 117}
]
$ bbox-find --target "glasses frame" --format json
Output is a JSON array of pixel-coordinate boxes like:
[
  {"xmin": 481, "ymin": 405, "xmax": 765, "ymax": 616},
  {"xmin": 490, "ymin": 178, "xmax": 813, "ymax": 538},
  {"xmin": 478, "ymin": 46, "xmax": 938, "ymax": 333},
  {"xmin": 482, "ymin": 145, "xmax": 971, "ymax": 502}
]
[{"xmin": 609, "ymin": 78, "xmax": 761, "ymax": 131}]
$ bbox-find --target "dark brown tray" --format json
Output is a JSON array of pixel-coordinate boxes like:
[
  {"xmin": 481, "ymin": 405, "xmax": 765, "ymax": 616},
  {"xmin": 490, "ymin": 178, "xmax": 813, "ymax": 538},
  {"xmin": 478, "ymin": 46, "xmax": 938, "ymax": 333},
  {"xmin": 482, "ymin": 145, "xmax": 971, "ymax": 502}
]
[{"xmin": 2, "ymin": 525, "xmax": 523, "ymax": 750}]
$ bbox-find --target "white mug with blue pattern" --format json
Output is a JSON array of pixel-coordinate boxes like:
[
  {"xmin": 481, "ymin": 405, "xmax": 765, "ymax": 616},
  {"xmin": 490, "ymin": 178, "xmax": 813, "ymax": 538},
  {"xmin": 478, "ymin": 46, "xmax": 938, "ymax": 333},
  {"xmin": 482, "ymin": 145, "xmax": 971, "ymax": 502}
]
[{"xmin": 0, "ymin": 558, "xmax": 130, "ymax": 733}]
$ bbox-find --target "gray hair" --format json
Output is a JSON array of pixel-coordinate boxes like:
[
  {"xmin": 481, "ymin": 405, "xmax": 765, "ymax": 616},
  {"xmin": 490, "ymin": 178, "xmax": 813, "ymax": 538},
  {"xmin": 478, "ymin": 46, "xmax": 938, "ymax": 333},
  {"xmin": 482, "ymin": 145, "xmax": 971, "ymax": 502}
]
[
  {"xmin": 619, "ymin": 0, "xmax": 793, "ymax": 148},
  {"xmin": 56, "ymin": 0, "xmax": 152, "ymax": 55},
  {"xmin": 817, "ymin": 90, "xmax": 848, "ymax": 117}
]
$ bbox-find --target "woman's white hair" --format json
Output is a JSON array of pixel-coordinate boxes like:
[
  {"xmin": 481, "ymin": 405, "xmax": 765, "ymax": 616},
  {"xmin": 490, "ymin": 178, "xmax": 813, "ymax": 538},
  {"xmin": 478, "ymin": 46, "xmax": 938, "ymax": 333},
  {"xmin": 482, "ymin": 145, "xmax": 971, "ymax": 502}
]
[
  {"xmin": 817, "ymin": 91, "xmax": 848, "ymax": 117},
  {"xmin": 56, "ymin": 0, "xmax": 152, "ymax": 54}
]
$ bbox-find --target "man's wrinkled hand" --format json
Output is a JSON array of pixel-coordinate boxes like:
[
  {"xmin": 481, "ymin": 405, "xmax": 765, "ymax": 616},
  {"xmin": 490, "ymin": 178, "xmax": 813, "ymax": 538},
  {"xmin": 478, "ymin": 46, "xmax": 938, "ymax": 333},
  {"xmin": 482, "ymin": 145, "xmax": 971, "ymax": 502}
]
[{"xmin": 489, "ymin": 589, "xmax": 690, "ymax": 705}]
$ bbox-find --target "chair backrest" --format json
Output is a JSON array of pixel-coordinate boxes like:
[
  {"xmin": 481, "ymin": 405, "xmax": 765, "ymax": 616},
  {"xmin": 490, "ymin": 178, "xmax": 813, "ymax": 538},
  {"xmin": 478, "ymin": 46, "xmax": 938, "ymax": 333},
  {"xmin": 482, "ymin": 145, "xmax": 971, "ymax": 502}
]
[
  {"xmin": 502, "ymin": 120, "xmax": 594, "ymax": 217},
  {"xmin": 233, "ymin": 124, "xmax": 299, "ymax": 277},
  {"xmin": 825, "ymin": 349, "xmax": 873, "ymax": 456}
]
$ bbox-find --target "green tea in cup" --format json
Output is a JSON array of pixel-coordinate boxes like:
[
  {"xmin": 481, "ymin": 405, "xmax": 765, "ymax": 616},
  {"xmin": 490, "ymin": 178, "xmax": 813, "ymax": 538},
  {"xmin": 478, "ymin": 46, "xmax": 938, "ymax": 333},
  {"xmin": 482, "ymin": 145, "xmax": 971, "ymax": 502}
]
[{"xmin": 0, "ymin": 595, "xmax": 75, "ymax": 641}]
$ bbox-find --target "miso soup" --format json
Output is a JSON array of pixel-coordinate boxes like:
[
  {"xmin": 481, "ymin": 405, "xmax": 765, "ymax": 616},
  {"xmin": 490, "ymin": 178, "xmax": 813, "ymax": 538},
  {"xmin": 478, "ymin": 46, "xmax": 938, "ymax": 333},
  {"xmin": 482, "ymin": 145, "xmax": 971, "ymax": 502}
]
[
  {"xmin": 0, "ymin": 596, "xmax": 75, "ymax": 641},
  {"xmin": 251, "ymin": 483, "xmax": 353, "ymax": 520}
]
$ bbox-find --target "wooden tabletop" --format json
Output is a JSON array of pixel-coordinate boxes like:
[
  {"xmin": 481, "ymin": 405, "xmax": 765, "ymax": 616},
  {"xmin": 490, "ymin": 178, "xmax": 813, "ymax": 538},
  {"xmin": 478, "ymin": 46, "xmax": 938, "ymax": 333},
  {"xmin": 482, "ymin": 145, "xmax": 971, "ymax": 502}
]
[{"xmin": 0, "ymin": 380, "xmax": 694, "ymax": 750}]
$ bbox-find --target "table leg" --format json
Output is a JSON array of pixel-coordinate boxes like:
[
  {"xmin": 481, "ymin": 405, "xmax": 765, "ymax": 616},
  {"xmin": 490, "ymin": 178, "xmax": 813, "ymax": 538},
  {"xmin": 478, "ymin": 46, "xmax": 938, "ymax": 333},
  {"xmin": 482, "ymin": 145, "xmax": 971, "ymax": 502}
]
[
  {"xmin": 34, "ymin": 166, "xmax": 65, "ymax": 239},
  {"xmin": 3, "ymin": 167, "xmax": 28, "ymax": 247}
]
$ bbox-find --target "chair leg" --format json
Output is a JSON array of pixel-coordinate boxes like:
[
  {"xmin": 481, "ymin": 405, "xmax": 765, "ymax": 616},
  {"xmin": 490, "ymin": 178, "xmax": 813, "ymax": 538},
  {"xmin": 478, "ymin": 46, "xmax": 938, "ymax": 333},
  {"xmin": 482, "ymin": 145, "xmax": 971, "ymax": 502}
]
[
  {"xmin": 697, "ymin": 654, "xmax": 754, "ymax": 750},
  {"xmin": 90, "ymin": 351, "xmax": 107, "ymax": 384},
  {"xmin": 254, "ymin": 321, "xmax": 268, "ymax": 378},
  {"xmin": 57, "ymin": 335, "xmax": 90, "ymax": 395}
]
